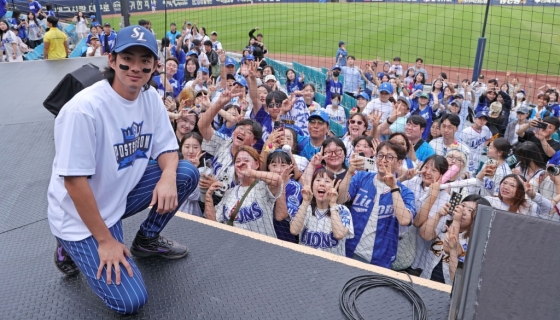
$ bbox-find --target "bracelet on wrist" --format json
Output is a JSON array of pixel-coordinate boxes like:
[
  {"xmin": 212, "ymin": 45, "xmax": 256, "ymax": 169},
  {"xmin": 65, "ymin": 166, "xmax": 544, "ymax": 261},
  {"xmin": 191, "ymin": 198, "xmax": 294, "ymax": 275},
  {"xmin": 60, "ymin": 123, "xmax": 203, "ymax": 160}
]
[
  {"xmin": 329, "ymin": 206, "xmax": 339, "ymax": 211},
  {"xmin": 391, "ymin": 187, "xmax": 401, "ymax": 193},
  {"xmin": 386, "ymin": 118, "xmax": 394, "ymax": 125}
]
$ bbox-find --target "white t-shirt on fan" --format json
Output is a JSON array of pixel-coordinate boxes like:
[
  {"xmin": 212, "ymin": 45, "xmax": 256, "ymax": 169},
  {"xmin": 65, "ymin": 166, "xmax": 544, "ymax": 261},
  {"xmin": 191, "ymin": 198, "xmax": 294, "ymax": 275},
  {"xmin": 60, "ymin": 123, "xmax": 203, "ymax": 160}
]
[{"xmin": 48, "ymin": 80, "xmax": 178, "ymax": 241}]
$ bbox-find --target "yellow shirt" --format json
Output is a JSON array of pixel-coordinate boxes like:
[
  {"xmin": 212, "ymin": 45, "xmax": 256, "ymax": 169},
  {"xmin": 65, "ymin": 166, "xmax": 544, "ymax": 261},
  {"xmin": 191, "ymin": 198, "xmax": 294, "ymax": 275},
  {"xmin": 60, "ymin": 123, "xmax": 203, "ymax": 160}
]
[{"xmin": 44, "ymin": 28, "xmax": 67, "ymax": 59}]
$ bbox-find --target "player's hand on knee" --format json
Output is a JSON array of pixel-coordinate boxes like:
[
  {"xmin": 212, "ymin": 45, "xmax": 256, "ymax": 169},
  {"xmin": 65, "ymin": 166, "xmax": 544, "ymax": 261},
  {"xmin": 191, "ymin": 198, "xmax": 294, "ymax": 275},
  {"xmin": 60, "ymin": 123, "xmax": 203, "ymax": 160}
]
[{"xmin": 96, "ymin": 238, "xmax": 134, "ymax": 285}]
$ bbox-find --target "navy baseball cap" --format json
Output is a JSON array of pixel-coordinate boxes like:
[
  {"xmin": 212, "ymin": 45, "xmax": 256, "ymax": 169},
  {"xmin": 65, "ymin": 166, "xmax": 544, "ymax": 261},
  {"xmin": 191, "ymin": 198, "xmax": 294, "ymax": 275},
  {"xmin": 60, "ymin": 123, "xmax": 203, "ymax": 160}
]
[
  {"xmin": 309, "ymin": 109, "xmax": 330, "ymax": 123},
  {"xmin": 338, "ymin": 41, "xmax": 345, "ymax": 46},
  {"xmin": 225, "ymin": 57, "xmax": 236, "ymax": 67},
  {"xmin": 475, "ymin": 111, "xmax": 489, "ymax": 119},
  {"xmin": 198, "ymin": 66, "xmax": 209, "ymax": 74},
  {"xmin": 112, "ymin": 26, "xmax": 158, "ymax": 58},
  {"xmin": 332, "ymin": 65, "xmax": 341, "ymax": 71}
]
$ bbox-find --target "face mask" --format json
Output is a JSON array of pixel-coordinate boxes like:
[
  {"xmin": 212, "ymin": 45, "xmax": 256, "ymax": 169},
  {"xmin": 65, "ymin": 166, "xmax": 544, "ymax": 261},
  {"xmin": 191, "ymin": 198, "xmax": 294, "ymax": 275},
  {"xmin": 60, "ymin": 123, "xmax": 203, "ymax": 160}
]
[
  {"xmin": 333, "ymin": 71, "xmax": 340, "ymax": 77},
  {"xmin": 516, "ymin": 93, "xmax": 524, "ymax": 99},
  {"xmin": 332, "ymin": 101, "xmax": 339, "ymax": 107}
]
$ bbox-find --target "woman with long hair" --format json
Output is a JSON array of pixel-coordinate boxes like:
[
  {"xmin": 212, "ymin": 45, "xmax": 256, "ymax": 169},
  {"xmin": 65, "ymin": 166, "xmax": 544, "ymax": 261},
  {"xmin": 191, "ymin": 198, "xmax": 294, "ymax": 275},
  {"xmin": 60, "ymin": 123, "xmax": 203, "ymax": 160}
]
[
  {"xmin": 205, "ymin": 146, "xmax": 288, "ymax": 238},
  {"xmin": 0, "ymin": 20, "xmax": 23, "ymax": 62},
  {"xmin": 513, "ymin": 141, "xmax": 546, "ymax": 192},
  {"xmin": 72, "ymin": 11, "xmax": 88, "ymax": 39},
  {"xmin": 183, "ymin": 57, "xmax": 200, "ymax": 85},
  {"xmin": 290, "ymin": 168, "xmax": 353, "ymax": 256},
  {"xmin": 177, "ymin": 132, "xmax": 206, "ymax": 217},
  {"xmin": 418, "ymin": 195, "xmax": 491, "ymax": 284},
  {"xmin": 285, "ymin": 68, "xmax": 305, "ymax": 94},
  {"xmin": 484, "ymin": 174, "xmax": 553, "ymax": 217},
  {"xmin": 343, "ymin": 113, "xmax": 369, "ymax": 161},
  {"xmin": 26, "ymin": 12, "xmax": 43, "ymax": 48}
]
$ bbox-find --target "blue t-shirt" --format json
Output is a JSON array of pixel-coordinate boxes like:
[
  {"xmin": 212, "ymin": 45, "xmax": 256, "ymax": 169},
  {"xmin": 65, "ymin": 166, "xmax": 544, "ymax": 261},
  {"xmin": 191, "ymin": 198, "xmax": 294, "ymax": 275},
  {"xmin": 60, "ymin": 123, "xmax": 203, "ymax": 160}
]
[
  {"xmin": 99, "ymin": 31, "xmax": 117, "ymax": 54},
  {"xmin": 252, "ymin": 106, "xmax": 273, "ymax": 154},
  {"xmin": 345, "ymin": 172, "xmax": 416, "ymax": 268},
  {"xmin": 410, "ymin": 98, "xmax": 434, "ymax": 141},
  {"xmin": 550, "ymin": 103, "xmax": 560, "ymax": 117},
  {"xmin": 0, "ymin": 0, "xmax": 8, "ymax": 17},
  {"xmin": 29, "ymin": 1, "xmax": 41, "ymax": 14},
  {"xmin": 10, "ymin": 18, "xmax": 27, "ymax": 39},
  {"xmin": 217, "ymin": 123, "xmax": 235, "ymax": 137},
  {"xmin": 274, "ymin": 179, "xmax": 302, "ymax": 243},
  {"xmin": 153, "ymin": 75, "xmax": 182, "ymax": 98},
  {"xmin": 165, "ymin": 30, "xmax": 179, "ymax": 45},
  {"xmin": 286, "ymin": 77, "xmax": 304, "ymax": 94},
  {"xmin": 170, "ymin": 45, "xmax": 186, "ymax": 65},
  {"xmin": 414, "ymin": 139, "xmax": 435, "ymax": 162},
  {"xmin": 297, "ymin": 135, "xmax": 322, "ymax": 161},
  {"xmin": 335, "ymin": 48, "xmax": 347, "ymax": 67},
  {"xmin": 325, "ymin": 79, "xmax": 343, "ymax": 107}
]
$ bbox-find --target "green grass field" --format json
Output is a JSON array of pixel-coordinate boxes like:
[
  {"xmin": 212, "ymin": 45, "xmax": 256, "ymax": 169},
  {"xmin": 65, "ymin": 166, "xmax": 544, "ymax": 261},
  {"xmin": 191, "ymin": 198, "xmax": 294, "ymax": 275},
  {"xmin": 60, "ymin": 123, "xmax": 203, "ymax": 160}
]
[{"xmin": 103, "ymin": 3, "xmax": 560, "ymax": 75}]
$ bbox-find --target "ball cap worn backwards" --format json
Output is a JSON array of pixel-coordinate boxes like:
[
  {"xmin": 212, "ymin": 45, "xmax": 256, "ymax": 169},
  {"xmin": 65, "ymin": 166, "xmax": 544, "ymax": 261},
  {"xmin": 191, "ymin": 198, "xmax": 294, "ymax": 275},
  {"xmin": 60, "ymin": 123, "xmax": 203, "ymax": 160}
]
[{"xmin": 112, "ymin": 26, "xmax": 158, "ymax": 58}]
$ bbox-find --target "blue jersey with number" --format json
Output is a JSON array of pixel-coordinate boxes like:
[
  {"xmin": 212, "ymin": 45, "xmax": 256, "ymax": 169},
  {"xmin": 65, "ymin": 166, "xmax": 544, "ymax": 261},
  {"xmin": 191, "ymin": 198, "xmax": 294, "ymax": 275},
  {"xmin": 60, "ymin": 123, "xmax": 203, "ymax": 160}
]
[{"xmin": 409, "ymin": 98, "xmax": 434, "ymax": 140}]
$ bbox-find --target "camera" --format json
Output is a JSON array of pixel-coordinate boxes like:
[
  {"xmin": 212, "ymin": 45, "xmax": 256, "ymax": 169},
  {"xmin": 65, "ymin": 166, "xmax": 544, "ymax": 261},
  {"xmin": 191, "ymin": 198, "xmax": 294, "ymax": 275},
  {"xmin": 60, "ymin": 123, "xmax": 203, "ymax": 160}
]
[{"xmin": 546, "ymin": 165, "xmax": 560, "ymax": 176}]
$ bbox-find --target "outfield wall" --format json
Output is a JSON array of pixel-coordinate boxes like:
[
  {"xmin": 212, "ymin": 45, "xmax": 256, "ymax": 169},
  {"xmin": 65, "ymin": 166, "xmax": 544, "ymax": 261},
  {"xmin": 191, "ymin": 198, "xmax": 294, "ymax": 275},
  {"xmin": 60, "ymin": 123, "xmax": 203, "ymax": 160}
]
[{"xmin": 21, "ymin": 0, "xmax": 560, "ymax": 16}]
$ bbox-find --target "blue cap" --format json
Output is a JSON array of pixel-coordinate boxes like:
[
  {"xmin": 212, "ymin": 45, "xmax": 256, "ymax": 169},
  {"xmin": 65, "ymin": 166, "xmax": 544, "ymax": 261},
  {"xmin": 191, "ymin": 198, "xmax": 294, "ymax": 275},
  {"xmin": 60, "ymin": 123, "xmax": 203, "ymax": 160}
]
[
  {"xmin": 112, "ymin": 26, "xmax": 158, "ymax": 57},
  {"xmin": 90, "ymin": 15, "xmax": 96, "ymax": 19},
  {"xmin": 338, "ymin": 41, "xmax": 345, "ymax": 46},
  {"xmin": 475, "ymin": 111, "xmax": 489, "ymax": 119},
  {"xmin": 356, "ymin": 91, "xmax": 370, "ymax": 101},
  {"xmin": 309, "ymin": 109, "xmax": 330, "ymax": 123},
  {"xmin": 198, "ymin": 66, "xmax": 209, "ymax": 74},
  {"xmin": 379, "ymin": 82, "xmax": 394, "ymax": 94},
  {"xmin": 186, "ymin": 50, "xmax": 198, "ymax": 57},
  {"xmin": 519, "ymin": 89, "xmax": 526, "ymax": 95},
  {"xmin": 234, "ymin": 77, "xmax": 248, "ymax": 89},
  {"xmin": 225, "ymin": 57, "xmax": 236, "ymax": 67},
  {"xmin": 92, "ymin": 22, "xmax": 100, "ymax": 27},
  {"xmin": 245, "ymin": 54, "xmax": 255, "ymax": 61},
  {"xmin": 332, "ymin": 65, "xmax": 341, "ymax": 71}
]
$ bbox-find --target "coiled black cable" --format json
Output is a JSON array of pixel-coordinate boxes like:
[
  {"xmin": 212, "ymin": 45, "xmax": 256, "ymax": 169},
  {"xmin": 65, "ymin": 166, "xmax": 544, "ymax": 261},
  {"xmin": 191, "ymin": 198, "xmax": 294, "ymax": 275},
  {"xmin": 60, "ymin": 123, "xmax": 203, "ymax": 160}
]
[{"xmin": 339, "ymin": 274, "xmax": 428, "ymax": 320}]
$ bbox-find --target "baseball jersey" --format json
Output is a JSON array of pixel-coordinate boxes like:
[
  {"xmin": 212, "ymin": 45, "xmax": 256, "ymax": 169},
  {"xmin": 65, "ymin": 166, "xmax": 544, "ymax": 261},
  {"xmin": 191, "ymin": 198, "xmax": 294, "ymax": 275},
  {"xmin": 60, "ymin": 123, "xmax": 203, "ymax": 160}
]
[
  {"xmin": 345, "ymin": 172, "xmax": 417, "ymax": 268},
  {"xmin": 201, "ymin": 132, "xmax": 236, "ymax": 197},
  {"xmin": 402, "ymin": 176, "xmax": 451, "ymax": 269},
  {"xmin": 297, "ymin": 136, "xmax": 322, "ymax": 161},
  {"xmin": 28, "ymin": 1, "xmax": 41, "ymax": 14},
  {"xmin": 325, "ymin": 79, "xmax": 343, "ymax": 107},
  {"xmin": 153, "ymin": 75, "xmax": 182, "ymax": 98},
  {"xmin": 461, "ymin": 126, "xmax": 492, "ymax": 175},
  {"xmin": 216, "ymin": 181, "xmax": 281, "ymax": 237},
  {"xmin": 362, "ymin": 99, "xmax": 393, "ymax": 126},
  {"xmin": 478, "ymin": 162, "xmax": 511, "ymax": 197},
  {"xmin": 286, "ymin": 78, "xmax": 304, "ymax": 95},
  {"xmin": 420, "ymin": 231, "xmax": 468, "ymax": 285},
  {"xmin": 429, "ymin": 137, "xmax": 470, "ymax": 159},
  {"xmin": 325, "ymin": 105, "xmax": 347, "ymax": 126},
  {"xmin": 299, "ymin": 204, "xmax": 354, "ymax": 256},
  {"xmin": 280, "ymin": 97, "xmax": 310, "ymax": 136},
  {"xmin": 252, "ymin": 106, "xmax": 273, "ymax": 153},
  {"xmin": 212, "ymin": 40, "xmax": 223, "ymax": 51},
  {"xmin": 47, "ymin": 81, "xmax": 177, "ymax": 241},
  {"xmin": 99, "ymin": 31, "xmax": 117, "ymax": 54},
  {"xmin": 409, "ymin": 98, "xmax": 434, "ymax": 140}
]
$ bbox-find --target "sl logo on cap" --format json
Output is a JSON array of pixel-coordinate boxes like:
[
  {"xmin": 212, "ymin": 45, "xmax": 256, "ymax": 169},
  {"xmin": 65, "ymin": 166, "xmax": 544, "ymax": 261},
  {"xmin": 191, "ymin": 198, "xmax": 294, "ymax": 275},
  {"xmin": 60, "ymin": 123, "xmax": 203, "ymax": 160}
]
[{"xmin": 131, "ymin": 27, "xmax": 147, "ymax": 42}]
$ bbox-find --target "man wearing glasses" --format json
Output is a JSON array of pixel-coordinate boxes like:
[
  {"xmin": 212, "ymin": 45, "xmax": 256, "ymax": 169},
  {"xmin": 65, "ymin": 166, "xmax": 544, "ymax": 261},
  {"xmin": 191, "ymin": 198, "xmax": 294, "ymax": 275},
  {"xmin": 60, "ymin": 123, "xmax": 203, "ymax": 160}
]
[
  {"xmin": 337, "ymin": 140, "xmax": 416, "ymax": 268},
  {"xmin": 297, "ymin": 110, "xmax": 330, "ymax": 161}
]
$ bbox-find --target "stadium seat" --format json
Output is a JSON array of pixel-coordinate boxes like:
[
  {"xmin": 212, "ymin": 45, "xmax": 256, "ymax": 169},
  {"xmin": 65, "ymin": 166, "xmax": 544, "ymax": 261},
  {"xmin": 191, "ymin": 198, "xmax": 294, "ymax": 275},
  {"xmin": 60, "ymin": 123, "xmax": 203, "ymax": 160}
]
[
  {"xmin": 25, "ymin": 43, "xmax": 44, "ymax": 60},
  {"xmin": 329, "ymin": 120, "xmax": 346, "ymax": 138},
  {"xmin": 69, "ymin": 38, "xmax": 87, "ymax": 58},
  {"xmin": 315, "ymin": 92, "xmax": 326, "ymax": 107}
]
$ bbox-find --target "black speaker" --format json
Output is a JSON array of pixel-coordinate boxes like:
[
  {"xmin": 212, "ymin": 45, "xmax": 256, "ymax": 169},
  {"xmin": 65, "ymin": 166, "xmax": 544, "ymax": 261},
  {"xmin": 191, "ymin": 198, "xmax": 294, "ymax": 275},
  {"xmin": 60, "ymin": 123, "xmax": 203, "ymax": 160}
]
[{"xmin": 43, "ymin": 63, "xmax": 104, "ymax": 117}]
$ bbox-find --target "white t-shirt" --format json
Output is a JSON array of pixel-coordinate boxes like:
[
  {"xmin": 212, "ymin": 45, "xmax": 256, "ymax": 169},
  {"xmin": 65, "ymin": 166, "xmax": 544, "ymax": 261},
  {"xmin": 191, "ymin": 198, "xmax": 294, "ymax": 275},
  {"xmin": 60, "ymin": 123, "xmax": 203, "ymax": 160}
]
[
  {"xmin": 298, "ymin": 204, "xmax": 354, "ymax": 256},
  {"xmin": 201, "ymin": 132, "xmax": 236, "ymax": 197},
  {"xmin": 325, "ymin": 105, "xmax": 347, "ymax": 126},
  {"xmin": 461, "ymin": 126, "xmax": 492, "ymax": 175},
  {"xmin": 48, "ymin": 81, "xmax": 178, "ymax": 241},
  {"xmin": 86, "ymin": 46, "xmax": 102, "ymax": 57},
  {"xmin": 216, "ymin": 180, "xmax": 281, "ymax": 237},
  {"xmin": 362, "ymin": 99, "xmax": 393, "ymax": 125}
]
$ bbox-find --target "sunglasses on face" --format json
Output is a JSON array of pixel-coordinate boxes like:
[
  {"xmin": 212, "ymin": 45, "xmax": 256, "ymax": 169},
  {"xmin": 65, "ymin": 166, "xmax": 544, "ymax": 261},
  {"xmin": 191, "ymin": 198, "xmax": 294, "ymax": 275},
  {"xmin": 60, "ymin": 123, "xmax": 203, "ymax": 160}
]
[
  {"xmin": 268, "ymin": 103, "xmax": 282, "ymax": 109},
  {"xmin": 309, "ymin": 119, "xmax": 325, "ymax": 125},
  {"xmin": 349, "ymin": 120, "xmax": 364, "ymax": 125}
]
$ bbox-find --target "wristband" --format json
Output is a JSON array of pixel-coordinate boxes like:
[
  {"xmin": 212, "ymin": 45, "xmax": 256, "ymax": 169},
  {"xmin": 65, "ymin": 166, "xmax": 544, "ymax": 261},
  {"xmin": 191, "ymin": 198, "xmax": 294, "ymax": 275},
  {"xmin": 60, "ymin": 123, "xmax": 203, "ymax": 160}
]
[
  {"xmin": 386, "ymin": 118, "xmax": 394, "ymax": 125},
  {"xmin": 329, "ymin": 206, "xmax": 339, "ymax": 212},
  {"xmin": 391, "ymin": 187, "xmax": 401, "ymax": 193}
]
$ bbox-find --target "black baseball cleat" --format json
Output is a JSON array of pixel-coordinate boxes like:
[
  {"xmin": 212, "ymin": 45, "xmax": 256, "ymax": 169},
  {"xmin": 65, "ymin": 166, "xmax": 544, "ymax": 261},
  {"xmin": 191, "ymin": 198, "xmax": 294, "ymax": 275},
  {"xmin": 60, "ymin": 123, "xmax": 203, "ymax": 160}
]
[
  {"xmin": 54, "ymin": 242, "xmax": 80, "ymax": 276},
  {"xmin": 130, "ymin": 232, "xmax": 189, "ymax": 259}
]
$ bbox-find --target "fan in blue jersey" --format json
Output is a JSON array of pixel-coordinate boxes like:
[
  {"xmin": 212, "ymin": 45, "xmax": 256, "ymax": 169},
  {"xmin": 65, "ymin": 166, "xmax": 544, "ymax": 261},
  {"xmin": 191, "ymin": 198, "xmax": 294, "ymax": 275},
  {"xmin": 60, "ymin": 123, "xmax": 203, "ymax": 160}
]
[
  {"xmin": 99, "ymin": 23, "xmax": 117, "ymax": 54},
  {"xmin": 326, "ymin": 65, "xmax": 343, "ymax": 107},
  {"xmin": 337, "ymin": 140, "xmax": 416, "ymax": 268},
  {"xmin": 285, "ymin": 68, "xmax": 305, "ymax": 94},
  {"xmin": 409, "ymin": 92, "xmax": 440, "ymax": 140}
]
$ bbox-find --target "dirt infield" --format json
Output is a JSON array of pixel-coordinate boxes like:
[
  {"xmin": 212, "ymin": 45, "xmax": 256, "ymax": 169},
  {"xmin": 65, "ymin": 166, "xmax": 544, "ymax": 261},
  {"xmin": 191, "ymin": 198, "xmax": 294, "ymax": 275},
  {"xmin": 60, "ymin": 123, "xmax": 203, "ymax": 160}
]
[{"xmin": 266, "ymin": 52, "xmax": 560, "ymax": 99}]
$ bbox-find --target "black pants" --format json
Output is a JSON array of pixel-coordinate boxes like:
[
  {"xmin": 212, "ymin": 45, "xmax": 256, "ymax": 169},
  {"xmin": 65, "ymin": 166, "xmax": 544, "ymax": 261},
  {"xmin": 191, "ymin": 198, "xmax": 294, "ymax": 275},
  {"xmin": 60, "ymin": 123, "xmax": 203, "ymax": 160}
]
[{"xmin": 28, "ymin": 39, "xmax": 43, "ymax": 49}]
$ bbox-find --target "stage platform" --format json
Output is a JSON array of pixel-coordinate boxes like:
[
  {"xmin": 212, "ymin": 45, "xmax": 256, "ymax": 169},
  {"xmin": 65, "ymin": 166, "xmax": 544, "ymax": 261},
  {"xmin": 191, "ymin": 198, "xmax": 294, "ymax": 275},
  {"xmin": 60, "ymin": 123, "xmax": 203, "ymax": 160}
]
[{"xmin": 0, "ymin": 58, "xmax": 451, "ymax": 319}]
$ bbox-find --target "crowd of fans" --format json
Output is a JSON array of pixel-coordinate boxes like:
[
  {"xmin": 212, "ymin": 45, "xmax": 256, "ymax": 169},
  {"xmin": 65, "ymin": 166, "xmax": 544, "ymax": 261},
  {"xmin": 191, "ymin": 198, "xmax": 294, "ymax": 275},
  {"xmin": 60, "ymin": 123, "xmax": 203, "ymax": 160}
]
[{"xmin": 4, "ymin": 10, "xmax": 560, "ymax": 285}]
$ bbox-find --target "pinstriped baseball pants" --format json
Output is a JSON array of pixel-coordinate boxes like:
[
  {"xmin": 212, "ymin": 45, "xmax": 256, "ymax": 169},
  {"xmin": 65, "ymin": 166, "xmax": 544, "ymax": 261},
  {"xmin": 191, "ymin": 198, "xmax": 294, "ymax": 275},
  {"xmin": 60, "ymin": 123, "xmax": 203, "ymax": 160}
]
[{"xmin": 57, "ymin": 160, "xmax": 199, "ymax": 314}]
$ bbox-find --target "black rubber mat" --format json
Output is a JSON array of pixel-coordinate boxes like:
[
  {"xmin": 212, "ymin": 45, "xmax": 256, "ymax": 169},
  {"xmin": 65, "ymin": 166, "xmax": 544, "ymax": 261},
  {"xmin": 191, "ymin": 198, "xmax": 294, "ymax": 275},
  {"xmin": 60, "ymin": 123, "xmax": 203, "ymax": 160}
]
[
  {"xmin": 0, "ymin": 213, "xmax": 450, "ymax": 319},
  {"xmin": 0, "ymin": 59, "xmax": 450, "ymax": 319}
]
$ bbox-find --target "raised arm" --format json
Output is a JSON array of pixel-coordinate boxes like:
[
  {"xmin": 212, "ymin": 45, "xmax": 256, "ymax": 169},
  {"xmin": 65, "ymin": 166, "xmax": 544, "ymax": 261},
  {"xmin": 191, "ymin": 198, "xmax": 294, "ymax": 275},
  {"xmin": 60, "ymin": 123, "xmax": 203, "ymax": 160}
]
[
  {"xmin": 247, "ymin": 61, "xmax": 262, "ymax": 115},
  {"xmin": 198, "ymin": 90, "xmax": 231, "ymax": 141},
  {"xmin": 204, "ymin": 181, "xmax": 223, "ymax": 221},
  {"xmin": 337, "ymin": 153, "xmax": 364, "ymax": 204},
  {"xmin": 414, "ymin": 177, "xmax": 440, "ymax": 227}
]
